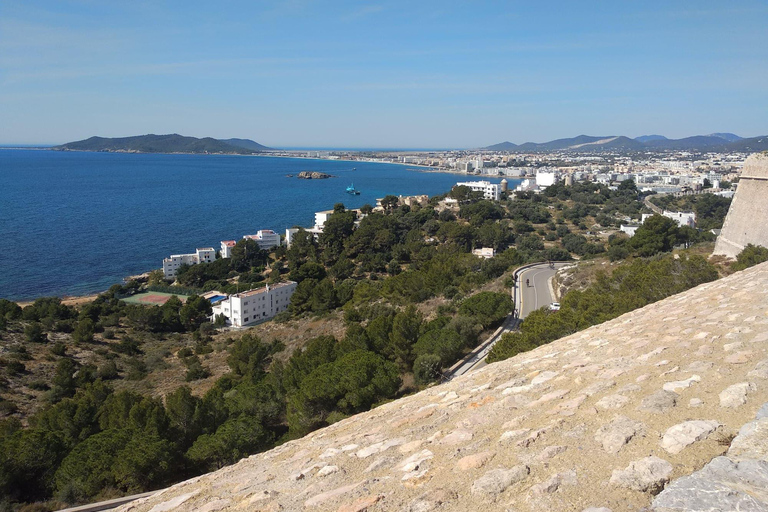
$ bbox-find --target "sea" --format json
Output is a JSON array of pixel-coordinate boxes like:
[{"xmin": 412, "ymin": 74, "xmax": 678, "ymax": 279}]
[{"xmin": 0, "ymin": 150, "xmax": 518, "ymax": 301}]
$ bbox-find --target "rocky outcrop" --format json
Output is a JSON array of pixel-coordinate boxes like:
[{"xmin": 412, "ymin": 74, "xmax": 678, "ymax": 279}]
[
  {"xmin": 297, "ymin": 171, "xmax": 334, "ymax": 179},
  {"xmin": 119, "ymin": 262, "xmax": 768, "ymax": 512},
  {"xmin": 714, "ymin": 152, "xmax": 768, "ymax": 258}
]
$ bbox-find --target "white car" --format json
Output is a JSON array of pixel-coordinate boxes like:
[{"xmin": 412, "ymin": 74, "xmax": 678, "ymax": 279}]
[{"xmin": 549, "ymin": 302, "xmax": 561, "ymax": 311}]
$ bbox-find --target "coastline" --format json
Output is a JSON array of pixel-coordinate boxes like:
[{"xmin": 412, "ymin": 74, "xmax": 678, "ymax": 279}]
[{"xmin": 2, "ymin": 151, "xmax": 502, "ymax": 305}]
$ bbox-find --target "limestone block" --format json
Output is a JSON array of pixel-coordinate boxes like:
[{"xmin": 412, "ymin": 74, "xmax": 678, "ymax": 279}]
[
  {"xmin": 610, "ymin": 456, "xmax": 673, "ymax": 493},
  {"xmin": 660, "ymin": 420, "xmax": 721, "ymax": 455}
]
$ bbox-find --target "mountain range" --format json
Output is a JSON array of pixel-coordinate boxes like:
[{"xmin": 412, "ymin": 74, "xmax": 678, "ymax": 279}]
[
  {"xmin": 485, "ymin": 133, "xmax": 768, "ymax": 152},
  {"xmin": 55, "ymin": 134, "xmax": 271, "ymax": 154}
]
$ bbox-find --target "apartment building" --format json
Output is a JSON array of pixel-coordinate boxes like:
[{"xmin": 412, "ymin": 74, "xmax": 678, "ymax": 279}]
[
  {"xmin": 211, "ymin": 281, "xmax": 298, "ymax": 327},
  {"xmin": 455, "ymin": 180, "xmax": 501, "ymax": 201},
  {"xmin": 243, "ymin": 229, "xmax": 281, "ymax": 250},
  {"xmin": 162, "ymin": 247, "xmax": 216, "ymax": 279}
]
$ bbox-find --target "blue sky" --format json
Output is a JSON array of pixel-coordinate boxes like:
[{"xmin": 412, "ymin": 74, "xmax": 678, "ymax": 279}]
[{"xmin": 1, "ymin": 1, "xmax": 766, "ymax": 148}]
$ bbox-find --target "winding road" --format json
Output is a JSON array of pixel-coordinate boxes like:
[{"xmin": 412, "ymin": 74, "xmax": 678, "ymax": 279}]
[{"xmin": 447, "ymin": 262, "xmax": 571, "ymax": 378}]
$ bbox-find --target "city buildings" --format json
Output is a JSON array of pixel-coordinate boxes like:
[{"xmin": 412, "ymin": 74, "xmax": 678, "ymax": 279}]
[{"xmin": 211, "ymin": 281, "xmax": 298, "ymax": 327}]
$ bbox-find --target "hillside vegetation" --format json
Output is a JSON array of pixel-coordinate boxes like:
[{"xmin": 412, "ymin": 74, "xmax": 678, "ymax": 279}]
[{"xmin": 0, "ymin": 181, "xmax": 734, "ymax": 510}]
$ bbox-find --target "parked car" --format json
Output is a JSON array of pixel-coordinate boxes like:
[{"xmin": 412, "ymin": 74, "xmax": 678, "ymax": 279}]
[{"xmin": 549, "ymin": 302, "xmax": 561, "ymax": 311}]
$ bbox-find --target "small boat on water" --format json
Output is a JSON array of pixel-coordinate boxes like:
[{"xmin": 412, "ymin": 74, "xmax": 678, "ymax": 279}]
[
  {"xmin": 346, "ymin": 183, "xmax": 360, "ymax": 195},
  {"xmin": 285, "ymin": 174, "xmax": 293, "ymax": 177}
]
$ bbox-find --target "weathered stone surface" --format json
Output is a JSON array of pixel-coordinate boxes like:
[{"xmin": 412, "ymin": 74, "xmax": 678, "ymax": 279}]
[
  {"xmin": 660, "ymin": 420, "xmax": 721, "ymax": 455},
  {"xmin": 714, "ymin": 153, "xmax": 768, "ymax": 258},
  {"xmin": 652, "ymin": 457, "xmax": 768, "ymax": 511},
  {"xmin": 663, "ymin": 375, "xmax": 701, "ymax": 393},
  {"xmin": 470, "ymin": 465, "xmax": 530, "ymax": 495},
  {"xmin": 638, "ymin": 390, "xmax": 678, "ymax": 414},
  {"xmin": 337, "ymin": 494, "xmax": 383, "ymax": 512},
  {"xmin": 116, "ymin": 263, "xmax": 768, "ymax": 512},
  {"xmin": 595, "ymin": 394, "xmax": 630, "ymax": 410},
  {"xmin": 455, "ymin": 451, "xmax": 495, "ymax": 471},
  {"xmin": 304, "ymin": 481, "xmax": 365, "ymax": 508},
  {"xmin": 720, "ymin": 382, "xmax": 757, "ymax": 408},
  {"xmin": 610, "ymin": 456, "xmax": 673, "ymax": 493},
  {"xmin": 727, "ymin": 418, "xmax": 768, "ymax": 461},
  {"xmin": 530, "ymin": 470, "xmax": 577, "ymax": 495},
  {"xmin": 595, "ymin": 416, "xmax": 645, "ymax": 454},
  {"xmin": 537, "ymin": 445, "xmax": 567, "ymax": 461},
  {"xmin": 148, "ymin": 492, "xmax": 200, "ymax": 512}
]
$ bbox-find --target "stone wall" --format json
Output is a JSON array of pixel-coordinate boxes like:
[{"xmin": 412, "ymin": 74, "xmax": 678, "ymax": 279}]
[
  {"xmin": 118, "ymin": 262, "xmax": 768, "ymax": 512},
  {"xmin": 714, "ymin": 153, "xmax": 768, "ymax": 258}
]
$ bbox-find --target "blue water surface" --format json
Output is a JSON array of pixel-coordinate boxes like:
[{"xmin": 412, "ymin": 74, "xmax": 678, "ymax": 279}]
[{"xmin": 0, "ymin": 150, "xmax": 517, "ymax": 300}]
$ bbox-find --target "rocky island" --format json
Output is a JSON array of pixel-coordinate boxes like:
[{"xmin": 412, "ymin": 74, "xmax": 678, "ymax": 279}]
[{"xmin": 297, "ymin": 171, "xmax": 335, "ymax": 179}]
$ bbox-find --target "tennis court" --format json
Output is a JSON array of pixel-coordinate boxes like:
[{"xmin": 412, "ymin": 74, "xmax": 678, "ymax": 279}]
[{"xmin": 121, "ymin": 291, "xmax": 189, "ymax": 306}]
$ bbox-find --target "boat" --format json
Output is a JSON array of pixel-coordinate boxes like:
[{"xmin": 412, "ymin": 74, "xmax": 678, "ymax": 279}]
[
  {"xmin": 285, "ymin": 174, "xmax": 293, "ymax": 177},
  {"xmin": 346, "ymin": 183, "xmax": 360, "ymax": 195}
]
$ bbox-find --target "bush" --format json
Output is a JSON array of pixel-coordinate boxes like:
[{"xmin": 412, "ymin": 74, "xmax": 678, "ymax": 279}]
[
  {"xmin": 413, "ymin": 354, "xmax": 442, "ymax": 385},
  {"xmin": 125, "ymin": 358, "xmax": 147, "ymax": 381},
  {"xmin": 97, "ymin": 360, "xmax": 119, "ymax": 380},
  {"xmin": 24, "ymin": 323, "xmax": 47, "ymax": 343},
  {"xmin": 458, "ymin": 291, "xmax": 513, "ymax": 329},
  {"xmin": 50, "ymin": 342, "xmax": 66, "ymax": 357},
  {"xmin": 732, "ymin": 244, "xmax": 768, "ymax": 271}
]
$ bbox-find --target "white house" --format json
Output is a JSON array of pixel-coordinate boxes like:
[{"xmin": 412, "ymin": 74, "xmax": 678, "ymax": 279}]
[
  {"xmin": 314, "ymin": 210, "xmax": 334, "ymax": 230},
  {"xmin": 243, "ymin": 230, "xmax": 282, "ymax": 250},
  {"xmin": 535, "ymin": 171, "xmax": 559, "ymax": 188},
  {"xmin": 220, "ymin": 240, "xmax": 237, "ymax": 258},
  {"xmin": 211, "ymin": 281, "xmax": 298, "ymax": 327},
  {"xmin": 472, "ymin": 247, "xmax": 496, "ymax": 259},
  {"xmin": 619, "ymin": 225, "xmax": 640, "ymax": 237},
  {"xmin": 662, "ymin": 210, "xmax": 696, "ymax": 228},
  {"xmin": 162, "ymin": 247, "xmax": 216, "ymax": 279},
  {"xmin": 455, "ymin": 180, "xmax": 501, "ymax": 201}
]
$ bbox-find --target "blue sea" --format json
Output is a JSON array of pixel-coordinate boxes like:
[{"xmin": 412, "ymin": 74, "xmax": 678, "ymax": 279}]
[{"xmin": 0, "ymin": 150, "xmax": 517, "ymax": 301}]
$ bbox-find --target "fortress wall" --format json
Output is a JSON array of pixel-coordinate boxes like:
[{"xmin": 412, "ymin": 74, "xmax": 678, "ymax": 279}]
[
  {"xmin": 714, "ymin": 153, "xmax": 768, "ymax": 258},
  {"xmin": 117, "ymin": 262, "xmax": 768, "ymax": 512}
]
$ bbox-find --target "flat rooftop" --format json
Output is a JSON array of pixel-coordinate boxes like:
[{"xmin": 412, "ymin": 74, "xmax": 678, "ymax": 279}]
[{"xmin": 231, "ymin": 281, "xmax": 296, "ymax": 298}]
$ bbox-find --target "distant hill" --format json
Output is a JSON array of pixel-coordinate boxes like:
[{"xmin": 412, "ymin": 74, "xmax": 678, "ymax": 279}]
[
  {"xmin": 55, "ymin": 134, "xmax": 270, "ymax": 154},
  {"xmin": 485, "ymin": 141, "xmax": 518, "ymax": 151},
  {"xmin": 635, "ymin": 135, "xmax": 668, "ymax": 143},
  {"xmin": 484, "ymin": 132, "xmax": 765, "ymax": 153},
  {"xmin": 709, "ymin": 132, "xmax": 742, "ymax": 142},
  {"xmin": 724, "ymin": 136, "xmax": 768, "ymax": 152},
  {"xmin": 219, "ymin": 138, "xmax": 271, "ymax": 151}
]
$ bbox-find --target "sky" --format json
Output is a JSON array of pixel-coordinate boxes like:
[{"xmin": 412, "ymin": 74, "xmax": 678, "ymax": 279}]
[{"xmin": 1, "ymin": 1, "xmax": 766, "ymax": 148}]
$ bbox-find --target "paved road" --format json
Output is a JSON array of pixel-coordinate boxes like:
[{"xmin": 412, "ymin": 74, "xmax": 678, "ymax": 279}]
[
  {"xmin": 518, "ymin": 263, "xmax": 568, "ymax": 318},
  {"xmin": 448, "ymin": 262, "xmax": 570, "ymax": 377}
]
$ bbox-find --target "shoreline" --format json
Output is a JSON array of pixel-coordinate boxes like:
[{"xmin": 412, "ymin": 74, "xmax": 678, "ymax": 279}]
[{"xmin": 3, "ymin": 152, "xmax": 505, "ymax": 306}]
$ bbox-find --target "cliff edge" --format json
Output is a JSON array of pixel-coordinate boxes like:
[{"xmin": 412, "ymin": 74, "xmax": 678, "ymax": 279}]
[{"xmin": 118, "ymin": 262, "xmax": 768, "ymax": 512}]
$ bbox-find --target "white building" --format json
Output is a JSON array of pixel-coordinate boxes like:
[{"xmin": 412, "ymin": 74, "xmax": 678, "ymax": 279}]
[
  {"xmin": 641, "ymin": 211, "xmax": 696, "ymax": 229},
  {"xmin": 535, "ymin": 171, "xmax": 559, "ymax": 188},
  {"xmin": 220, "ymin": 240, "xmax": 237, "ymax": 258},
  {"xmin": 662, "ymin": 210, "xmax": 696, "ymax": 228},
  {"xmin": 472, "ymin": 247, "xmax": 496, "ymax": 259},
  {"xmin": 619, "ymin": 225, "xmax": 640, "ymax": 237},
  {"xmin": 211, "ymin": 281, "xmax": 298, "ymax": 327},
  {"xmin": 243, "ymin": 230, "xmax": 281, "ymax": 250},
  {"xmin": 162, "ymin": 247, "xmax": 216, "ymax": 279},
  {"xmin": 314, "ymin": 210, "xmax": 334, "ymax": 230},
  {"xmin": 455, "ymin": 180, "xmax": 501, "ymax": 201}
]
